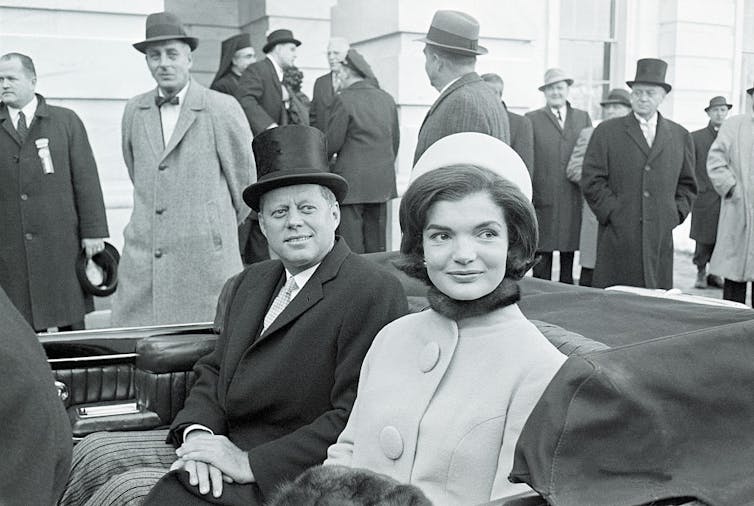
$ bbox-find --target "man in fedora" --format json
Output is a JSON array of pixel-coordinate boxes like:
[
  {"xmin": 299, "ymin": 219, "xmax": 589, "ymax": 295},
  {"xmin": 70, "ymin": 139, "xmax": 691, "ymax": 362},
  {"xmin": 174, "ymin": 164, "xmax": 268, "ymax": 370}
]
[
  {"xmin": 326, "ymin": 49, "xmax": 399, "ymax": 253},
  {"xmin": 413, "ymin": 9, "xmax": 509, "ymax": 165},
  {"xmin": 60, "ymin": 126, "xmax": 407, "ymax": 506},
  {"xmin": 565, "ymin": 89, "xmax": 632, "ymax": 286},
  {"xmin": 706, "ymin": 85, "xmax": 754, "ymax": 304},
  {"xmin": 0, "ymin": 52, "xmax": 109, "ymax": 332},
  {"xmin": 310, "ymin": 37, "xmax": 350, "ymax": 132},
  {"xmin": 210, "ymin": 33, "xmax": 256, "ymax": 97},
  {"xmin": 582, "ymin": 58, "xmax": 697, "ymax": 289},
  {"xmin": 110, "ymin": 12, "xmax": 254, "ymax": 327},
  {"xmin": 526, "ymin": 68, "xmax": 592, "ymax": 284},
  {"xmin": 689, "ymin": 96, "xmax": 731, "ymax": 288}
]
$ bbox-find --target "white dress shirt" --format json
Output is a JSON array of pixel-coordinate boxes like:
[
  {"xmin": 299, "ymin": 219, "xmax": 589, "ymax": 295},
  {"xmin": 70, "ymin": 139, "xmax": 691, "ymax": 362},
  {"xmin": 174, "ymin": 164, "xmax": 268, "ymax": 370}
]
[
  {"xmin": 267, "ymin": 55, "xmax": 289, "ymax": 103},
  {"xmin": 551, "ymin": 105, "xmax": 566, "ymax": 128},
  {"xmin": 634, "ymin": 112, "xmax": 657, "ymax": 147},
  {"xmin": 7, "ymin": 95, "xmax": 38, "ymax": 131},
  {"xmin": 158, "ymin": 82, "xmax": 190, "ymax": 147}
]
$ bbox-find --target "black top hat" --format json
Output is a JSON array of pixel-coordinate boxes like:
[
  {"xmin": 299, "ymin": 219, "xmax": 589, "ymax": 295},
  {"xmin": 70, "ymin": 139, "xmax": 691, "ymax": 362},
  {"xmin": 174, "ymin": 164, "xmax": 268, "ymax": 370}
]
[
  {"xmin": 262, "ymin": 29, "xmax": 301, "ymax": 54},
  {"xmin": 76, "ymin": 242, "xmax": 120, "ymax": 297},
  {"xmin": 704, "ymin": 95, "xmax": 733, "ymax": 111},
  {"xmin": 626, "ymin": 58, "xmax": 671, "ymax": 93},
  {"xmin": 243, "ymin": 126, "xmax": 348, "ymax": 212},
  {"xmin": 211, "ymin": 33, "xmax": 253, "ymax": 87},
  {"xmin": 747, "ymin": 83, "xmax": 754, "ymax": 96},
  {"xmin": 600, "ymin": 88, "xmax": 632, "ymax": 108},
  {"xmin": 416, "ymin": 10, "xmax": 487, "ymax": 56},
  {"xmin": 133, "ymin": 12, "xmax": 198, "ymax": 53},
  {"xmin": 341, "ymin": 49, "xmax": 377, "ymax": 82}
]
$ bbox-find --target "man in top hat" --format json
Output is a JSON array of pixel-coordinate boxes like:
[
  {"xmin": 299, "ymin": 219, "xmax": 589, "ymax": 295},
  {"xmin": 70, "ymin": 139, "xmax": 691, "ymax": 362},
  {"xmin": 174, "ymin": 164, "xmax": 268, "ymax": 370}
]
[
  {"xmin": 706, "ymin": 86, "xmax": 754, "ymax": 305},
  {"xmin": 565, "ymin": 89, "xmax": 632, "ymax": 287},
  {"xmin": 326, "ymin": 49, "xmax": 399, "ymax": 253},
  {"xmin": 59, "ymin": 126, "xmax": 407, "ymax": 506},
  {"xmin": 413, "ymin": 9, "xmax": 509, "ymax": 165},
  {"xmin": 0, "ymin": 52, "xmax": 109, "ymax": 332},
  {"xmin": 582, "ymin": 58, "xmax": 697, "ymax": 289},
  {"xmin": 526, "ymin": 68, "xmax": 592, "ymax": 284},
  {"xmin": 481, "ymin": 72, "xmax": 534, "ymax": 173},
  {"xmin": 689, "ymin": 96, "xmax": 731, "ymax": 289},
  {"xmin": 110, "ymin": 12, "xmax": 255, "ymax": 327},
  {"xmin": 210, "ymin": 33, "xmax": 256, "ymax": 97},
  {"xmin": 310, "ymin": 37, "xmax": 350, "ymax": 132},
  {"xmin": 237, "ymin": 28, "xmax": 301, "ymax": 136}
]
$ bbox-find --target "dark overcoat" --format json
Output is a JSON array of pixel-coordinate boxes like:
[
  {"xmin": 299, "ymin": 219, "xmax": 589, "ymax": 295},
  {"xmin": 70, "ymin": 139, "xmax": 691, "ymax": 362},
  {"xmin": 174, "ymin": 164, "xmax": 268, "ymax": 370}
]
[
  {"xmin": 413, "ymin": 72, "xmax": 510, "ymax": 164},
  {"xmin": 326, "ymin": 80, "xmax": 399, "ymax": 204},
  {"xmin": 0, "ymin": 286, "xmax": 72, "ymax": 504},
  {"xmin": 0, "ymin": 95, "xmax": 108, "ymax": 330},
  {"xmin": 581, "ymin": 113, "xmax": 697, "ymax": 289},
  {"xmin": 508, "ymin": 108, "xmax": 534, "ymax": 174},
  {"xmin": 689, "ymin": 122, "xmax": 720, "ymax": 243},
  {"xmin": 309, "ymin": 71, "xmax": 336, "ymax": 132},
  {"xmin": 526, "ymin": 104, "xmax": 592, "ymax": 252},
  {"xmin": 236, "ymin": 58, "xmax": 286, "ymax": 135},
  {"xmin": 210, "ymin": 72, "xmax": 242, "ymax": 98},
  {"xmin": 155, "ymin": 239, "xmax": 407, "ymax": 503}
]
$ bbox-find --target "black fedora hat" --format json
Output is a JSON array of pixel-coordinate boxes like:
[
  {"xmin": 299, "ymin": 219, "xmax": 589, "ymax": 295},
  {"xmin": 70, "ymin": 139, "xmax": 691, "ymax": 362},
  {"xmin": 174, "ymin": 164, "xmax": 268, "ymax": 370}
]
[
  {"xmin": 705, "ymin": 95, "xmax": 733, "ymax": 111},
  {"xmin": 243, "ymin": 125, "xmax": 348, "ymax": 212},
  {"xmin": 76, "ymin": 242, "xmax": 120, "ymax": 297},
  {"xmin": 600, "ymin": 88, "xmax": 631, "ymax": 108},
  {"xmin": 262, "ymin": 29, "xmax": 301, "ymax": 54},
  {"xmin": 133, "ymin": 12, "xmax": 198, "ymax": 53},
  {"xmin": 416, "ymin": 10, "xmax": 487, "ymax": 56},
  {"xmin": 626, "ymin": 58, "xmax": 672, "ymax": 93}
]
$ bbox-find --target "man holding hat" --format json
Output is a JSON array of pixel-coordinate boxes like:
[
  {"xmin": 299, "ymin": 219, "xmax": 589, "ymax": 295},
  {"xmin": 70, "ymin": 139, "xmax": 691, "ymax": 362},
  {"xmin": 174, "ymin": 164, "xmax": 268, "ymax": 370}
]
[
  {"xmin": 111, "ymin": 12, "xmax": 254, "ymax": 327},
  {"xmin": 0, "ymin": 52, "xmax": 109, "ymax": 332},
  {"xmin": 237, "ymin": 28, "xmax": 301, "ymax": 136},
  {"xmin": 310, "ymin": 37, "xmax": 350, "ymax": 132},
  {"xmin": 211, "ymin": 33, "xmax": 256, "ymax": 97},
  {"xmin": 582, "ymin": 58, "xmax": 697, "ymax": 289},
  {"xmin": 689, "ymin": 96, "xmax": 731, "ymax": 288},
  {"xmin": 526, "ymin": 68, "xmax": 592, "ymax": 285},
  {"xmin": 326, "ymin": 48, "xmax": 399, "ymax": 253},
  {"xmin": 60, "ymin": 126, "xmax": 407, "ymax": 505},
  {"xmin": 706, "ymin": 85, "xmax": 754, "ymax": 304},
  {"xmin": 414, "ymin": 9, "xmax": 509, "ymax": 164},
  {"xmin": 566, "ymin": 89, "xmax": 632, "ymax": 286}
]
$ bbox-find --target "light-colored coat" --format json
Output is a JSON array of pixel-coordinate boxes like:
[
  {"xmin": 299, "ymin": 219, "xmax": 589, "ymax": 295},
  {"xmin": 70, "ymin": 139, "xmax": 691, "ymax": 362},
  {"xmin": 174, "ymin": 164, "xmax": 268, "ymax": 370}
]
[
  {"xmin": 707, "ymin": 112, "xmax": 754, "ymax": 281},
  {"xmin": 111, "ymin": 80, "xmax": 254, "ymax": 327},
  {"xmin": 325, "ymin": 304, "xmax": 567, "ymax": 505}
]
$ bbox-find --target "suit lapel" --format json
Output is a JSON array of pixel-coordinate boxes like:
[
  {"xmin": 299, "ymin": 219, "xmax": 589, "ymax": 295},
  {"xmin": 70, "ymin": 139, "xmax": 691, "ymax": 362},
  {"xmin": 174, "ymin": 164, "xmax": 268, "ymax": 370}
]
[
  {"xmin": 137, "ymin": 92, "xmax": 165, "ymax": 158},
  {"xmin": 624, "ymin": 114, "xmax": 650, "ymax": 157},
  {"xmin": 544, "ymin": 107, "xmax": 563, "ymax": 134},
  {"xmin": 161, "ymin": 80, "xmax": 202, "ymax": 162},
  {"xmin": 0, "ymin": 105, "xmax": 22, "ymax": 145},
  {"xmin": 646, "ymin": 113, "xmax": 670, "ymax": 165}
]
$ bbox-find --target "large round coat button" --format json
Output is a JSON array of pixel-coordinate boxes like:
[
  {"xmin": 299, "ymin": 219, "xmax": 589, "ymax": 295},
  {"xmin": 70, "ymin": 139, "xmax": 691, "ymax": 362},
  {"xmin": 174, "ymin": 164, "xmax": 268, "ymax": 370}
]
[
  {"xmin": 379, "ymin": 426, "xmax": 404, "ymax": 460},
  {"xmin": 154, "ymin": 249, "xmax": 163, "ymax": 258},
  {"xmin": 419, "ymin": 342, "xmax": 441, "ymax": 372}
]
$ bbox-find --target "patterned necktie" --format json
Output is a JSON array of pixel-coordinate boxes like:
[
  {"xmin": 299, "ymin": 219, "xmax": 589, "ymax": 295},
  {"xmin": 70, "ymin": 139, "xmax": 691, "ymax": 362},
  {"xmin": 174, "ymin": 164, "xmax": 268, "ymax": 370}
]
[
  {"xmin": 16, "ymin": 111, "xmax": 28, "ymax": 142},
  {"xmin": 556, "ymin": 108, "xmax": 564, "ymax": 128},
  {"xmin": 155, "ymin": 95, "xmax": 180, "ymax": 107},
  {"xmin": 263, "ymin": 277, "xmax": 299, "ymax": 331}
]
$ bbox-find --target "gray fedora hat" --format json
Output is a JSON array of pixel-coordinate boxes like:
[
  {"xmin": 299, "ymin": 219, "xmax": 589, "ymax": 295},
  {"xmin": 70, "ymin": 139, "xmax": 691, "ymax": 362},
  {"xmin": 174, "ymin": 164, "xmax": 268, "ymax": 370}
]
[
  {"xmin": 133, "ymin": 12, "xmax": 198, "ymax": 53},
  {"xmin": 704, "ymin": 96, "xmax": 733, "ymax": 112},
  {"xmin": 538, "ymin": 68, "xmax": 574, "ymax": 91},
  {"xmin": 416, "ymin": 10, "xmax": 487, "ymax": 56}
]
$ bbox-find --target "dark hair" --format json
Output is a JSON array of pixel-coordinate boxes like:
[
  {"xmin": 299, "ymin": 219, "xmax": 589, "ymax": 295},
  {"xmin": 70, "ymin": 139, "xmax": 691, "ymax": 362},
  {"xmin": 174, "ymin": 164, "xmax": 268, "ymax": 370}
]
[
  {"xmin": 0, "ymin": 52, "xmax": 37, "ymax": 79},
  {"xmin": 397, "ymin": 164, "xmax": 537, "ymax": 282}
]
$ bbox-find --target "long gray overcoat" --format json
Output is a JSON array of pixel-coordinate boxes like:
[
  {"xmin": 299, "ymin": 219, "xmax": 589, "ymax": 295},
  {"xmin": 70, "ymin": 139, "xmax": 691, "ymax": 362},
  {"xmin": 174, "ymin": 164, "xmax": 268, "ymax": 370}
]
[
  {"xmin": 582, "ymin": 113, "xmax": 697, "ymax": 289},
  {"xmin": 111, "ymin": 80, "xmax": 254, "ymax": 327},
  {"xmin": 526, "ymin": 103, "xmax": 592, "ymax": 252}
]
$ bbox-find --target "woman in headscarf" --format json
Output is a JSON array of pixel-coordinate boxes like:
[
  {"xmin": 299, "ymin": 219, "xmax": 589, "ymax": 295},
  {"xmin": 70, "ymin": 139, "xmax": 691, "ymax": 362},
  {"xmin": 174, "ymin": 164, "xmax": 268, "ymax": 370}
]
[{"xmin": 210, "ymin": 33, "xmax": 255, "ymax": 96}]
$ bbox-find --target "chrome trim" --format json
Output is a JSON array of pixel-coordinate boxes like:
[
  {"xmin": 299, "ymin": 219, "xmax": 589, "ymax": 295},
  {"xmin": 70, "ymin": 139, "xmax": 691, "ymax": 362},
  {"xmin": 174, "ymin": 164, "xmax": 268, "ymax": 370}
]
[{"xmin": 48, "ymin": 353, "xmax": 139, "ymax": 364}]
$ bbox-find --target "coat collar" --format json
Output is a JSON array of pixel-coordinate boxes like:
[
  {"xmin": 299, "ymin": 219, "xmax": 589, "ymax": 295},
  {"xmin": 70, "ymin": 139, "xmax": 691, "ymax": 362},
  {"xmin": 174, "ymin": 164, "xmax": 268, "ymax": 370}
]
[
  {"xmin": 424, "ymin": 72, "xmax": 481, "ymax": 121},
  {"xmin": 0, "ymin": 93, "xmax": 48, "ymax": 145},
  {"xmin": 622, "ymin": 111, "xmax": 671, "ymax": 163},
  {"xmin": 541, "ymin": 101, "xmax": 573, "ymax": 133},
  {"xmin": 706, "ymin": 121, "xmax": 719, "ymax": 138}
]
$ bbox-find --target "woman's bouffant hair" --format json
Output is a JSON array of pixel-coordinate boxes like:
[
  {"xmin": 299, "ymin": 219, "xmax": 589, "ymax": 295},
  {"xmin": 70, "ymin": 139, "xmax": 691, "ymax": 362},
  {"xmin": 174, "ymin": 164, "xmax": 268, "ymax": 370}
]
[{"xmin": 397, "ymin": 164, "xmax": 538, "ymax": 282}]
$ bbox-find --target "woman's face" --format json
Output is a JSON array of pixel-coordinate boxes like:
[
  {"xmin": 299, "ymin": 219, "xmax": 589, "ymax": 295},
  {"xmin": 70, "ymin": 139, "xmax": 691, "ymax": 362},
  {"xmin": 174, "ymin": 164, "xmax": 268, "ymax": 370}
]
[{"xmin": 422, "ymin": 192, "xmax": 509, "ymax": 301}]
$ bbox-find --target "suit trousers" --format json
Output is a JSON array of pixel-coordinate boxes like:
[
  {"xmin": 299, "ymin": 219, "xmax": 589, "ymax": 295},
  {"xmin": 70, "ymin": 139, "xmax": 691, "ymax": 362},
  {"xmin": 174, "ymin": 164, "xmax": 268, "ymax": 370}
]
[
  {"xmin": 693, "ymin": 241, "xmax": 715, "ymax": 269},
  {"xmin": 723, "ymin": 280, "xmax": 751, "ymax": 306},
  {"xmin": 533, "ymin": 251, "xmax": 575, "ymax": 284},
  {"xmin": 337, "ymin": 203, "xmax": 387, "ymax": 254}
]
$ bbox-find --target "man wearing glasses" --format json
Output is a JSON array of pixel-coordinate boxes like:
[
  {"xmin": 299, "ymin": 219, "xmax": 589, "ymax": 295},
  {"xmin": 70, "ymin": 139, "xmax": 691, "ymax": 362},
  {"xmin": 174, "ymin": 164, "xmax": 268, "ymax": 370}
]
[{"xmin": 581, "ymin": 58, "xmax": 697, "ymax": 290}]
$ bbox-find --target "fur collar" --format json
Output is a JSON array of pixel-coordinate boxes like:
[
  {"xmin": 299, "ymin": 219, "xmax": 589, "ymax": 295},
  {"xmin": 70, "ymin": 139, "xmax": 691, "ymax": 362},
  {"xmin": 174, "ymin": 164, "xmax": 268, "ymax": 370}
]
[{"xmin": 427, "ymin": 278, "xmax": 521, "ymax": 321}]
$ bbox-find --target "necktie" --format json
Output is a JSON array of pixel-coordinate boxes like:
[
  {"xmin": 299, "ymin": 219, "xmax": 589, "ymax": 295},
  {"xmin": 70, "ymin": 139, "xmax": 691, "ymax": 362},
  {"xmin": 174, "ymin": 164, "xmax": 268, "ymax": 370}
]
[
  {"xmin": 16, "ymin": 111, "xmax": 28, "ymax": 142},
  {"xmin": 155, "ymin": 95, "xmax": 180, "ymax": 107},
  {"xmin": 641, "ymin": 121, "xmax": 655, "ymax": 147},
  {"xmin": 556, "ymin": 108, "xmax": 564, "ymax": 128},
  {"xmin": 263, "ymin": 277, "xmax": 299, "ymax": 331}
]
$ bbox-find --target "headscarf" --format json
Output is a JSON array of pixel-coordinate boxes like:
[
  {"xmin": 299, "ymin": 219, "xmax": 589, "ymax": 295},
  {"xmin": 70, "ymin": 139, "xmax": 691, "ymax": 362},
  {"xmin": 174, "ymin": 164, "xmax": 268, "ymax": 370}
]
[{"xmin": 211, "ymin": 33, "xmax": 253, "ymax": 88}]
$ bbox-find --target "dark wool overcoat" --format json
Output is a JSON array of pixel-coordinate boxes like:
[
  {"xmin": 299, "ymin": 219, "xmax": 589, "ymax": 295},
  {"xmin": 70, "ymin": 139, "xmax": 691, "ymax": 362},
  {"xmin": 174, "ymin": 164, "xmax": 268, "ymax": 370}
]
[
  {"xmin": 0, "ymin": 95, "xmax": 108, "ymax": 330},
  {"xmin": 326, "ymin": 80, "xmax": 399, "ymax": 204},
  {"xmin": 508, "ymin": 108, "xmax": 535, "ymax": 174},
  {"xmin": 150, "ymin": 239, "xmax": 407, "ymax": 504},
  {"xmin": 210, "ymin": 71, "xmax": 242, "ymax": 98},
  {"xmin": 309, "ymin": 71, "xmax": 337, "ymax": 132},
  {"xmin": 0, "ymin": 286, "xmax": 72, "ymax": 504},
  {"xmin": 526, "ymin": 103, "xmax": 592, "ymax": 252},
  {"xmin": 690, "ymin": 122, "xmax": 720, "ymax": 244},
  {"xmin": 413, "ymin": 72, "xmax": 510, "ymax": 164},
  {"xmin": 236, "ymin": 58, "xmax": 287, "ymax": 135},
  {"xmin": 581, "ymin": 113, "xmax": 697, "ymax": 289}
]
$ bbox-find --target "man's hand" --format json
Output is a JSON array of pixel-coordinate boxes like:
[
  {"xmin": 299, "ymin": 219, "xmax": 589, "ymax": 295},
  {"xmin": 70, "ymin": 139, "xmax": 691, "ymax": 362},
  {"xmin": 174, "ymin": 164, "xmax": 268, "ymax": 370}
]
[
  {"xmin": 170, "ymin": 457, "xmax": 231, "ymax": 498},
  {"xmin": 176, "ymin": 434, "xmax": 255, "ymax": 485},
  {"xmin": 81, "ymin": 238, "xmax": 105, "ymax": 259}
]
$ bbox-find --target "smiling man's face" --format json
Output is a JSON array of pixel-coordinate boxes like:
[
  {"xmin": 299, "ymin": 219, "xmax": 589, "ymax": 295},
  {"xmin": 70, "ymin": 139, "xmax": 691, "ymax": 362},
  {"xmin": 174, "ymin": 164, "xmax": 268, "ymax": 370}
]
[{"xmin": 258, "ymin": 184, "xmax": 340, "ymax": 274}]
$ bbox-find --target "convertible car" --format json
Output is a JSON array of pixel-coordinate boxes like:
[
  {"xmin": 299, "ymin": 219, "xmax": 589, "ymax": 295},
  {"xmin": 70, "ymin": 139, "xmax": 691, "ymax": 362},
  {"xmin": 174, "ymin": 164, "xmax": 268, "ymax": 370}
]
[{"xmin": 40, "ymin": 252, "xmax": 754, "ymax": 506}]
